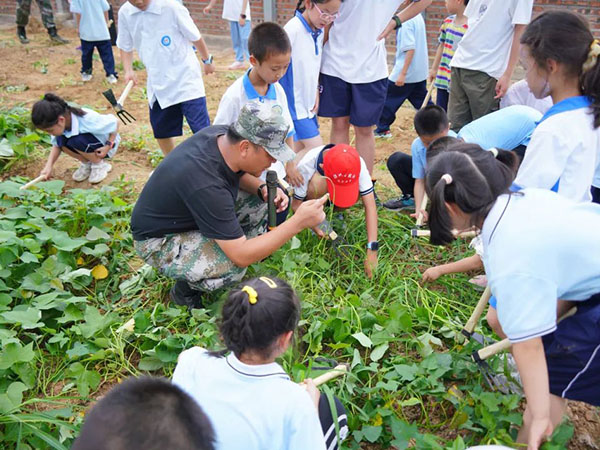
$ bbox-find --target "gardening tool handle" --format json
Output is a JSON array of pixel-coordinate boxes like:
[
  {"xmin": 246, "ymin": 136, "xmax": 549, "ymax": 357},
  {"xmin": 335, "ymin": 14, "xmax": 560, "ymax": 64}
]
[
  {"xmin": 463, "ymin": 286, "xmax": 492, "ymax": 335},
  {"xmin": 476, "ymin": 306, "xmax": 578, "ymax": 361},
  {"xmin": 415, "ymin": 193, "xmax": 428, "ymax": 227},
  {"xmin": 411, "ymin": 229, "xmax": 477, "ymax": 239},
  {"xmin": 266, "ymin": 170, "xmax": 278, "ymax": 231},
  {"xmin": 313, "ymin": 365, "xmax": 348, "ymax": 387},
  {"xmin": 118, "ymin": 80, "xmax": 135, "ymax": 106},
  {"xmin": 421, "ymin": 84, "xmax": 435, "ymax": 109},
  {"xmin": 278, "ymin": 176, "xmax": 294, "ymax": 196},
  {"xmin": 20, "ymin": 175, "xmax": 46, "ymax": 190}
]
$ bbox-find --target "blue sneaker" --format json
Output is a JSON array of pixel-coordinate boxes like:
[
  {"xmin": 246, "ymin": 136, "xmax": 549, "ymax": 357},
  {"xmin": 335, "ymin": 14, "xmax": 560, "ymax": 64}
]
[{"xmin": 383, "ymin": 195, "xmax": 415, "ymax": 210}]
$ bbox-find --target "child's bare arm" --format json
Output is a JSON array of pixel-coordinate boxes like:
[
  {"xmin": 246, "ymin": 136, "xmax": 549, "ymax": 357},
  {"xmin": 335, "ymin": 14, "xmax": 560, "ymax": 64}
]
[
  {"xmin": 41, "ymin": 146, "xmax": 62, "ymax": 180},
  {"xmin": 378, "ymin": 0, "xmax": 433, "ymax": 40},
  {"xmin": 429, "ymin": 43, "xmax": 443, "ymax": 84},
  {"xmin": 203, "ymin": 0, "xmax": 218, "ymax": 14},
  {"xmin": 495, "ymin": 24, "xmax": 526, "ymax": 99},
  {"xmin": 410, "ymin": 178, "xmax": 426, "ymax": 221},
  {"xmin": 362, "ymin": 192, "xmax": 378, "ymax": 278},
  {"xmin": 396, "ymin": 49, "xmax": 415, "ymax": 86},
  {"xmin": 422, "ymin": 254, "xmax": 483, "ymax": 282},
  {"xmin": 192, "ymin": 37, "xmax": 215, "ymax": 75},
  {"xmin": 74, "ymin": 13, "xmax": 81, "ymax": 32}
]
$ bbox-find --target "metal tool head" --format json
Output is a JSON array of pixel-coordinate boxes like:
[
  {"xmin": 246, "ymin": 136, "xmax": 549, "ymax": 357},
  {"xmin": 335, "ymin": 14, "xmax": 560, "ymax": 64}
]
[
  {"xmin": 102, "ymin": 88, "xmax": 119, "ymax": 108},
  {"xmin": 472, "ymin": 351, "xmax": 521, "ymax": 395},
  {"xmin": 116, "ymin": 108, "xmax": 136, "ymax": 125}
]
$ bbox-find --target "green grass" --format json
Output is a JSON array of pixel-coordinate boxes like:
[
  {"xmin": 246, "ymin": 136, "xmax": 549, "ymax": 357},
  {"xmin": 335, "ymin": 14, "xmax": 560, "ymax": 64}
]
[{"xmin": 0, "ymin": 112, "xmax": 576, "ymax": 448}]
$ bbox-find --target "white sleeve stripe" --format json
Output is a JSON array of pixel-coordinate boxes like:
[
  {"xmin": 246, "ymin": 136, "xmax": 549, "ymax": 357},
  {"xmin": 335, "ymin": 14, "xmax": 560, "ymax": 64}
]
[
  {"xmin": 509, "ymin": 325, "xmax": 557, "ymax": 343},
  {"xmin": 360, "ymin": 187, "xmax": 374, "ymax": 196},
  {"xmin": 293, "ymin": 194, "xmax": 306, "ymax": 201}
]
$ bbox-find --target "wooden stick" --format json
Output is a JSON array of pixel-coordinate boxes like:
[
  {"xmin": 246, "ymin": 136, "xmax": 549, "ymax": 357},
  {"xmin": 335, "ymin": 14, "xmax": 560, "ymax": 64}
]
[
  {"xmin": 415, "ymin": 193, "xmax": 428, "ymax": 227},
  {"xmin": 411, "ymin": 229, "xmax": 478, "ymax": 239},
  {"xmin": 278, "ymin": 176, "xmax": 293, "ymax": 196},
  {"xmin": 463, "ymin": 286, "xmax": 492, "ymax": 336},
  {"xmin": 118, "ymin": 80, "xmax": 135, "ymax": 106},
  {"xmin": 20, "ymin": 175, "xmax": 46, "ymax": 190},
  {"xmin": 421, "ymin": 84, "xmax": 435, "ymax": 109},
  {"xmin": 313, "ymin": 364, "xmax": 348, "ymax": 387}
]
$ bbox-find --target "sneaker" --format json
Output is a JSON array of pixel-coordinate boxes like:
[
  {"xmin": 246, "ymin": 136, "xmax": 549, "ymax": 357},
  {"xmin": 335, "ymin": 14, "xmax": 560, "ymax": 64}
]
[
  {"xmin": 383, "ymin": 195, "xmax": 415, "ymax": 211},
  {"xmin": 88, "ymin": 161, "xmax": 112, "ymax": 184},
  {"xmin": 170, "ymin": 280, "xmax": 204, "ymax": 309},
  {"xmin": 228, "ymin": 61, "xmax": 247, "ymax": 70},
  {"xmin": 72, "ymin": 162, "xmax": 92, "ymax": 181},
  {"xmin": 17, "ymin": 26, "xmax": 29, "ymax": 44},
  {"xmin": 375, "ymin": 130, "xmax": 393, "ymax": 139},
  {"xmin": 106, "ymin": 74, "xmax": 118, "ymax": 84},
  {"xmin": 81, "ymin": 73, "xmax": 92, "ymax": 82}
]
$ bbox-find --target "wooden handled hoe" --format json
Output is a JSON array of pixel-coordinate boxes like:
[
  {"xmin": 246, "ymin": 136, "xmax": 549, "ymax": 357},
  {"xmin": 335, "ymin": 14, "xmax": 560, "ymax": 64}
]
[{"xmin": 102, "ymin": 80, "xmax": 136, "ymax": 124}]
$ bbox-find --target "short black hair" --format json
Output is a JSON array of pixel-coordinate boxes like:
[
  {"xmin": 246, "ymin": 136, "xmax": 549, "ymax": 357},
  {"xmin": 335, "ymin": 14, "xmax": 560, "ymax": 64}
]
[
  {"xmin": 414, "ymin": 105, "xmax": 449, "ymax": 137},
  {"xmin": 248, "ymin": 22, "xmax": 291, "ymax": 63},
  {"xmin": 72, "ymin": 377, "xmax": 215, "ymax": 450},
  {"xmin": 226, "ymin": 124, "xmax": 245, "ymax": 144}
]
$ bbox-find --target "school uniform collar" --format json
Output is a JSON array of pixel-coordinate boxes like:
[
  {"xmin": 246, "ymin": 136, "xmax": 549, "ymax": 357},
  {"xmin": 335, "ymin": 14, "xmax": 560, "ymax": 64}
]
[
  {"xmin": 538, "ymin": 95, "xmax": 591, "ymax": 124},
  {"xmin": 481, "ymin": 194, "xmax": 512, "ymax": 248},
  {"xmin": 243, "ymin": 70, "xmax": 277, "ymax": 101},
  {"xmin": 130, "ymin": 0, "xmax": 162, "ymax": 15},
  {"xmin": 295, "ymin": 11, "xmax": 322, "ymax": 54},
  {"xmin": 225, "ymin": 353, "xmax": 290, "ymax": 380},
  {"xmin": 64, "ymin": 113, "xmax": 80, "ymax": 138}
]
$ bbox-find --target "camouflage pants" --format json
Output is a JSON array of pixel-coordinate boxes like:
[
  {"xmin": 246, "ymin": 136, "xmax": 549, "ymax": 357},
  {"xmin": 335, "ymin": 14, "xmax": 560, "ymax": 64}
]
[
  {"xmin": 134, "ymin": 191, "xmax": 267, "ymax": 292},
  {"xmin": 16, "ymin": 0, "xmax": 56, "ymax": 29}
]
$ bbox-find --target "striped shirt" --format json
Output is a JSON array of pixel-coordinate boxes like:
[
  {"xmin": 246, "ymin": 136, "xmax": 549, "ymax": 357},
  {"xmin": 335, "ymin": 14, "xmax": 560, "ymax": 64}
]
[{"xmin": 434, "ymin": 16, "xmax": 468, "ymax": 91}]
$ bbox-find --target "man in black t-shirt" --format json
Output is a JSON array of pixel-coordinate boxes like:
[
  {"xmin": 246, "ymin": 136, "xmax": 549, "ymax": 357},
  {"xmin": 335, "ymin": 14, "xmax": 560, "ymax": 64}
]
[{"xmin": 132, "ymin": 101, "xmax": 327, "ymax": 307}]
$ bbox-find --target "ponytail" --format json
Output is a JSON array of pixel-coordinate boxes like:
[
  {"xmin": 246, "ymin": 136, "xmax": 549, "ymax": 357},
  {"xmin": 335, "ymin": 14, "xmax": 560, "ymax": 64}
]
[
  {"xmin": 214, "ymin": 277, "xmax": 300, "ymax": 359},
  {"xmin": 426, "ymin": 144, "xmax": 517, "ymax": 246},
  {"xmin": 31, "ymin": 93, "xmax": 86, "ymax": 129},
  {"xmin": 582, "ymin": 39, "xmax": 600, "ymax": 128},
  {"xmin": 295, "ymin": 0, "xmax": 305, "ymax": 13}
]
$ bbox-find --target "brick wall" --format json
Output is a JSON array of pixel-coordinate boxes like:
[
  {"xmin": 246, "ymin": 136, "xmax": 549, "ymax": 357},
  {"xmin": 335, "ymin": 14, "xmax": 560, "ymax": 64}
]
[{"xmin": 2, "ymin": 0, "xmax": 599, "ymax": 52}]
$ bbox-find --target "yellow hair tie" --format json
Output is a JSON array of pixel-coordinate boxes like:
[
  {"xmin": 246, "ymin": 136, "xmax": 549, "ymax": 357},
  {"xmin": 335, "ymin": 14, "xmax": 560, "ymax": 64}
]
[
  {"xmin": 242, "ymin": 286, "xmax": 258, "ymax": 305},
  {"xmin": 259, "ymin": 277, "xmax": 277, "ymax": 288},
  {"xmin": 583, "ymin": 39, "xmax": 600, "ymax": 74}
]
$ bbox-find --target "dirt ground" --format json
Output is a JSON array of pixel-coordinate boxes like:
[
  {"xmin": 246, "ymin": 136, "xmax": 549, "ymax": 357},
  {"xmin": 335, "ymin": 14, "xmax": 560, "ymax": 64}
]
[
  {"xmin": 0, "ymin": 23, "xmax": 415, "ymax": 196},
  {"xmin": 1, "ymin": 22, "xmax": 598, "ymax": 450}
]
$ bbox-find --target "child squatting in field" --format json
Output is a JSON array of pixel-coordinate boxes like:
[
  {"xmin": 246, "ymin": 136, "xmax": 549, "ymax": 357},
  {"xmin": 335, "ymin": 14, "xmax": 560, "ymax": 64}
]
[{"xmin": 32, "ymin": 93, "xmax": 120, "ymax": 184}]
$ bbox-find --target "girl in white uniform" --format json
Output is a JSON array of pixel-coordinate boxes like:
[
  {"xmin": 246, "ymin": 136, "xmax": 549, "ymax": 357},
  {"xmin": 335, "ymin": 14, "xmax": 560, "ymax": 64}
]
[
  {"xmin": 426, "ymin": 144, "xmax": 600, "ymax": 450},
  {"xmin": 173, "ymin": 277, "xmax": 348, "ymax": 450},
  {"xmin": 514, "ymin": 11, "xmax": 600, "ymax": 203}
]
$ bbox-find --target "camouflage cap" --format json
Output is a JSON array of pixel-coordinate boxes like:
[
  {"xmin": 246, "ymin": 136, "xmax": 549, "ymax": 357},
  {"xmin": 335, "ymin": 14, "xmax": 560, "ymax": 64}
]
[{"xmin": 233, "ymin": 100, "xmax": 296, "ymax": 163}]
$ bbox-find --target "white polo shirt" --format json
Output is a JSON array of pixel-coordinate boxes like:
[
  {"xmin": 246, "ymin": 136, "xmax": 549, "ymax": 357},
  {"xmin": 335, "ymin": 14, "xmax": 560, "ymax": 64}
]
[
  {"xmin": 281, "ymin": 12, "xmax": 324, "ymax": 122},
  {"xmin": 173, "ymin": 348, "xmax": 327, "ymax": 450},
  {"xmin": 222, "ymin": 0, "xmax": 251, "ymax": 22},
  {"xmin": 321, "ymin": 0, "xmax": 405, "ymax": 84},
  {"xmin": 500, "ymin": 79, "xmax": 553, "ymax": 115},
  {"xmin": 51, "ymin": 109, "xmax": 120, "ymax": 157},
  {"xmin": 292, "ymin": 145, "xmax": 373, "ymax": 201},
  {"xmin": 514, "ymin": 100, "xmax": 600, "ymax": 203},
  {"xmin": 116, "ymin": 0, "xmax": 205, "ymax": 109},
  {"xmin": 451, "ymin": 0, "xmax": 533, "ymax": 79},
  {"xmin": 70, "ymin": 0, "xmax": 110, "ymax": 42},
  {"xmin": 458, "ymin": 105, "xmax": 541, "ymax": 150},
  {"xmin": 481, "ymin": 189, "xmax": 600, "ymax": 343}
]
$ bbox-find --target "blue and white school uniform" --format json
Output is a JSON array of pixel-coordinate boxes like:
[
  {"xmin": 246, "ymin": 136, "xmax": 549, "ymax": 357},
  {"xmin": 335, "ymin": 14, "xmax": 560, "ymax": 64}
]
[
  {"xmin": 292, "ymin": 144, "xmax": 374, "ymax": 202},
  {"xmin": 481, "ymin": 189, "xmax": 600, "ymax": 404},
  {"xmin": 514, "ymin": 96, "xmax": 600, "ymax": 202},
  {"xmin": 116, "ymin": 0, "xmax": 209, "ymax": 138},
  {"xmin": 70, "ymin": 0, "xmax": 116, "ymax": 77},
  {"xmin": 280, "ymin": 11, "xmax": 323, "ymax": 141},
  {"xmin": 458, "ymin": 105, "xmax": 541, "ymax": 151},
  {"xmin": 52, "ymin": 109, "xmax": 120, "ymax": 158},
  {"xmin": 173, "ymin": 347, "xmax": 329, "ymax": 450}
]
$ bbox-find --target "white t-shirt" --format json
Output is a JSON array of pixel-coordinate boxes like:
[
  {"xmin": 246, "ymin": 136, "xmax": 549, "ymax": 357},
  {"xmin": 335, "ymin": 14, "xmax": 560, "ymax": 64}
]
[
  {"xmin": 321, "ymin": 0, "xmax": 405, "ymax": 84},
  {"xmin": 173, "ymin": 348, "xmax": 326, "ymax": 450},
  {"xmin": 389, "ymin": 13, "xmax": 429, "ymax": 84},
  {"xmin": 292, "ymin": 145, "xmax": 374, "ymax": 201},
  {"xmin": 515, "ymin": 105, "xmax": 600, "ymax": 203},
  {"xmin": 116, "ymin": 0, "xmax": 205, "ymax": 108},
  {"xmin": 500, "ymin": 79, "xmax": 553, "ymax": 115},
  {"xmin": 451, "ymin": 0, "xmax": 533, "ymax": 79},
  {"xmin": 481, "ymin": 189, "xmax": 600, "ymax": 342},
  {"xmin": 222, "ymin": 0, "xmax": 251, "ymax": 22},
  {"xmin": 281, "ymin": 13, "xmax": 324, "ymax": 121}
]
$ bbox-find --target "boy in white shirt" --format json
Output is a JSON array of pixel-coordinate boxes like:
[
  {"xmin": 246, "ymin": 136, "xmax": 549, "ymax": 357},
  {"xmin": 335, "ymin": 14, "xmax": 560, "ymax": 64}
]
[
  {"xmin": 117, "ymin": 0, "xmax": 215, "ymax": 155},
  {"xmin": 203, "ymin": 0, "xmax": 251, "ymax": 70},
  {"xmin": 374, "ymin": 13, "xmax": 429, "ymax": 139},
  {"xmin": 70, "ymin": 0, "xmax": 117, "ymax": 83},
  {"xmin": 449, "ymin": 0, "xmax": 534, "ymax": 131}
]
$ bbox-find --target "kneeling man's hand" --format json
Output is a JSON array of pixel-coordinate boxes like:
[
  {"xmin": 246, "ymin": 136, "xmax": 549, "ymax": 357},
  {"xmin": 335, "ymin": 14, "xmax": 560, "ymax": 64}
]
[{"xmin": 294, "ymin": 194, "xmax": 328, "ymax": 230}]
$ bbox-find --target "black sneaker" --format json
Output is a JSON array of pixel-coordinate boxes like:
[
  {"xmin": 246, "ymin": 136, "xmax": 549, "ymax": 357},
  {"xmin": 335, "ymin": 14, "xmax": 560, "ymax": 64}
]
[
  {"xmin": 383, "ymin": 195, "xmax": 415, "ymax": 211},
  {"xmin": 48, "ymin": 27, "xmax": 69, "ymax": 44},
  {"xmin": 169, "ymin": 280, "xmax": 204, "ymax": 309},
  {"xmin": 17, "ymin": 26, "xmax": 29, "ymax": 44}
]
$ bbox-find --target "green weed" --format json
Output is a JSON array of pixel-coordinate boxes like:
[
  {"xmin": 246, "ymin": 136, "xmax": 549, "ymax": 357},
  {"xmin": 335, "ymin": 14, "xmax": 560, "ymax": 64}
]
[{"xmin": 0, "ymin": 106, "xmax": 49, "ymax": 172}]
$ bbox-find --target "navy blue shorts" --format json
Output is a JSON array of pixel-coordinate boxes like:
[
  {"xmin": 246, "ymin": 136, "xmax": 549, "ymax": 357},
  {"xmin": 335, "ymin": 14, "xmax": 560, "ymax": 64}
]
[
  {"xmin": 293, "ymin": 116, "xmax": 319, "ymax": 141},
  {"xmin": 149, "ymin": 97, "xmax": 210, "ymax": 139},
  {"xmin": 318, "ymin": 74, "xmax": 388, "ymax": 127},
  {"xmin": 543, "ymin": 293, "xmax": 600, "ymax": 406},
  {"xmin": 55, "ymin": 133, "xmax": 115, "ymax": 158}
]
